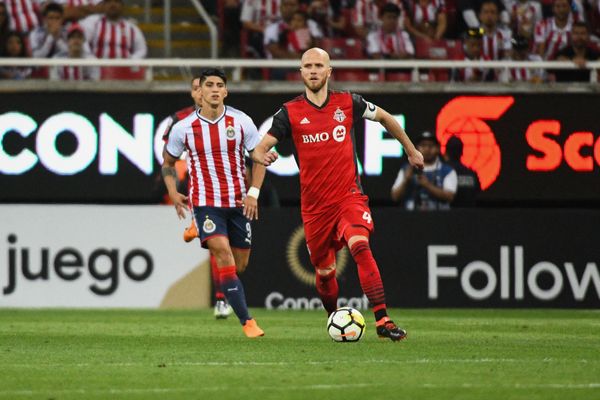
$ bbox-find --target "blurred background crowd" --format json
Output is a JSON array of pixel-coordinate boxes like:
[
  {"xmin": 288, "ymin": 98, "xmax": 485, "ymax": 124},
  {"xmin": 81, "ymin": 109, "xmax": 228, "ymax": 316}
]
[{"xmin": 0, "ymin": 0, "xmax": 599, "ymax": 81}]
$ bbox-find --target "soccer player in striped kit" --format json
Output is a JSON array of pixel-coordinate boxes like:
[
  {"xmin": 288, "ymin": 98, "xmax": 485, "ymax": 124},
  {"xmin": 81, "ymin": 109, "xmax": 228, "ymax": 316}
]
[
  {"xmin": 162, "ymin": 69, "xmax": 266, "ymax": 338},
  {"xmin": 253, "ymin": 48, "xmax": 424, "ymax": 341},
  {"xmin": 161, "ymin": 77, "xmax": 233, "ymax": 320}
]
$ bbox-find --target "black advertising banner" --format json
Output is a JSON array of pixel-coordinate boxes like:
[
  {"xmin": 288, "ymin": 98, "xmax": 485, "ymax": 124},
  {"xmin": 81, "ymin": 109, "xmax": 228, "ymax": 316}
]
[
  {"xmin": 1, "ymin": 92, "xmax": 599, "ymax": 204},
  {"xmin": 244, "ymin": 208, "xmax": 600, "ymax": 308}
]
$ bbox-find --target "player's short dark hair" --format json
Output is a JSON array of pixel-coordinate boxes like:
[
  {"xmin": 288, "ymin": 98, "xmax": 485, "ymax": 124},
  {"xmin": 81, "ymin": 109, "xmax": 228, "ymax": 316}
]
[
  {"xmin": 43, "ymin": 2, "xmax": 64, "ymax": 16},
  {"xmin": 198, "ymin": 68, "xmax": 227, "ymax": 85},
  {"xmin": 380, "ymin": 2, "xmax": 401, "ymax": 17}
]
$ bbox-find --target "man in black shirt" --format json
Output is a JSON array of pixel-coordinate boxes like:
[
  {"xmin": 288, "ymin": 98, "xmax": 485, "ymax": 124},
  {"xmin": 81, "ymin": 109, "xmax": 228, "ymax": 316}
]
[{"xmin": 555, "ymin": 22, "xmax": 600, "ymax": 82}]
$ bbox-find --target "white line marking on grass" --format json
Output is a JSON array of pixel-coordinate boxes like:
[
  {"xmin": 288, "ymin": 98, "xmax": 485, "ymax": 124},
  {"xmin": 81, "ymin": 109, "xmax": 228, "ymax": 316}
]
[
  {"xmin": 4, "ymin": 358, "xmax": 596, "ymax": 368},
  {"xmin": 0, "ymin": 383, "xmax": 598, "ymax": 397}
]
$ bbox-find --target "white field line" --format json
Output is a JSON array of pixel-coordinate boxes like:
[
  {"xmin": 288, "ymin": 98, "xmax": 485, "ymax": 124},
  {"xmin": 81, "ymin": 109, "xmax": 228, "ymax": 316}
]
[
  {"xmin": 3, "ymin": 357, "xmax": 596, "ymax": 368},
  {"xmin": 0, "ymin": 382, "xmax": 599, "ymax": 397}
]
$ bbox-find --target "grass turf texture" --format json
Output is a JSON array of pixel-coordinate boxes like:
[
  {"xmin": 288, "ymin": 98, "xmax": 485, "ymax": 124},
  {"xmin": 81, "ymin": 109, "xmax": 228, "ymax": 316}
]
[{"xmin": 1, "ymin": 309, "xmax": 598, "ymax": 400}]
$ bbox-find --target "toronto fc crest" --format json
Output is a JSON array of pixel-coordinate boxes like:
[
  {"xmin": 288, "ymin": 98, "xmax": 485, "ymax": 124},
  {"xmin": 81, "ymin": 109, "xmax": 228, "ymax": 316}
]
[{"xmin": 333, "ymin": 107, "xmax": 346, "ymax": 123}]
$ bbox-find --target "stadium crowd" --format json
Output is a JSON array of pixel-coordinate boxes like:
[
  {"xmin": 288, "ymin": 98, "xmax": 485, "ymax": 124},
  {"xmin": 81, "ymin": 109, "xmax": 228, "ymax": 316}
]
[{"xmin": 1, "ymin": 0, "xmax": 599, "ymax": 81}]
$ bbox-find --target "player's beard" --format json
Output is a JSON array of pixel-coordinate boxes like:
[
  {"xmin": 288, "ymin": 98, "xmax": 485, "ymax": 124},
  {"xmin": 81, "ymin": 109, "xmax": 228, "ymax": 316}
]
[{"xmin": 303, "ymin": 75, "xmax": 327, "ymax": 93}]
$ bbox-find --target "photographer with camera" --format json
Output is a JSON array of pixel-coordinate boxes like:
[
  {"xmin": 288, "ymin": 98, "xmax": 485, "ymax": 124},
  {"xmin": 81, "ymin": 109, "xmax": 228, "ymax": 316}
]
[{"xmin": 391, "ymin": 131, "xmax": 457, "ymax": 210}]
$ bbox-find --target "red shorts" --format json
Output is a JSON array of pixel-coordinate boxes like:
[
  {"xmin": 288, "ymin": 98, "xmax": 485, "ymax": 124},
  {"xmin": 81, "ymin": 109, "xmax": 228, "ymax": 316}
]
[{"xmin": 303, "ymin": 194, "xmax": 374, "ymax": 269}]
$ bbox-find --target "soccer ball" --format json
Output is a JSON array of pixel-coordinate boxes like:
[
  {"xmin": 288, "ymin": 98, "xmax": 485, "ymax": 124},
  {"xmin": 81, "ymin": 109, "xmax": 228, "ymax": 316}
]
[{"xmin": 326, "ymin": 307, "xmax": 366, "ymax": 342}]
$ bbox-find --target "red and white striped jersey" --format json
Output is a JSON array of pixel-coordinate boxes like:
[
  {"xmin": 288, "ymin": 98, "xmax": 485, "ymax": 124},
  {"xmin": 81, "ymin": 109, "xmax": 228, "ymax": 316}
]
[
  {"xmin": 508, "ymin": 0, "xmax": 542, "ymax": 38},
  {"xmin": 351, "ymin": 0, "xmax": 404, "ymax": 29},
  {"xmin": 165, "ymin": 106, "xmax": 261, "ymax": 208},
  {"xmin": 49, "ymin": 51, "xmax": 100, "ymax": 80},
  {"xmin": 79, "ymin": 14, "xmax": 147, "ymax": 59},
  {"xmin": 4, "ymin": 0, "xmax": 40, "ymax": 33},
  {"xmin": 366, "ymin": 27, "xmax": 415, "ymax": 57},
  {"xmin": 534, "ymin": 15, "xmax": 574, "ymax": 60},
  {"xmin": 240, "ymin": 0, "xmax": 280, "ymax": 25},
  {"xmin": 53, "ymin": 0, "xmax": 102, "ymax": 8},
  {"xmin": 498, "ymin": 53, "xmax": 545, "ymax": 82},
  {"xmin": 406, "ymin": 0, "xmax": 445, "ymax": 27},
  {"xmin": 482, "ymin": 27, "xmax": 512, "ymax": 60},
  {"xmin": 263, "ymin": 19, "xmax": 323, "ymax": 57}
]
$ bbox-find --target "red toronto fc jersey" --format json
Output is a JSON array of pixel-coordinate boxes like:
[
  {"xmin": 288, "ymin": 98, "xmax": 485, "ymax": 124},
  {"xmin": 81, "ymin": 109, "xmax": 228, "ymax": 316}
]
[{"xmin": 268, "ymin": 91, "xmax": 374, "ymax": 215}]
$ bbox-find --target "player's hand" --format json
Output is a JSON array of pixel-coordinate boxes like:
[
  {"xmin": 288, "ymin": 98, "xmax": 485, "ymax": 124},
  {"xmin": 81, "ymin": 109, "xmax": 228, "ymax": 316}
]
[
  {"xmin": 408, "ymin": 150, "xmax": 424, "ymax": 170},
  {"xmin": 169, "ymin": 192, "xmax": 189, "ymax": 219},
  {"xmin": 263, "ymin": 151, "xmax": 279, "ymax": 166},
  {"xmin": 239, "ymin": 196, "xmax": 259, "ymax": 220}
]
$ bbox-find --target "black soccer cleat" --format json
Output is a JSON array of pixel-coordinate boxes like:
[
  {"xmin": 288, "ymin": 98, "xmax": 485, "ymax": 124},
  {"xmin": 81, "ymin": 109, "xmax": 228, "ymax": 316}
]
[{"xmin": 376, "ymin": 319, "xmax": 407, "ymax": 341}]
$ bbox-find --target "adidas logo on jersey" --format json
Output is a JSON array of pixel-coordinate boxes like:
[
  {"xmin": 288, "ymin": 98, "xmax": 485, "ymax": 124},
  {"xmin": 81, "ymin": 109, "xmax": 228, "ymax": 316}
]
[{"xmin": 300, "ymin": 117, "xmax": 310, "ymax": 124}]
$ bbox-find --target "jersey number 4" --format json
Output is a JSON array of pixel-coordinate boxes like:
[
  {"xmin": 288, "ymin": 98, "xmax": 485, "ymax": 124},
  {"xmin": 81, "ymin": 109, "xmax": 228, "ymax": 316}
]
[{"xmin": 362, "ymin": 211, "xmax": 372, "ymax": 224}]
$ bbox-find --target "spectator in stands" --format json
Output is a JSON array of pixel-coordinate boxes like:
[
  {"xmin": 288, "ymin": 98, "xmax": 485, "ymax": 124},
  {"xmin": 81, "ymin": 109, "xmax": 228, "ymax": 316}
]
[
  {"xmin": 366, "ymin": 3, "xmax": 415, "ymax": 59},
  {"xmin": 403, "ymin": 0, "xmax": 448, "ymax": 41},
  {"xmin": 2, "ymin": 0, "xmax": 40, "ymax": 34},
  {"xmin": 0, "ymin": 31, "xmax": 32, "ymax": 79},
  {"xmin": 79, "ymin": 0, "xmax": 147, "ymax": 59},
  {"xmin": 0, "ymin": 3, "xmax": 9, "ymax": 55},
  {"xmin": 391, "ymin": 131, "xmax": 457, "ymax": 211},
  {"xmin": 452, "ymin": 27, "xmax": 495, "ymax": 80},
  {"xmin": 350, "ymin": 0, "xmax": 404, "ymax": 39},
  {"xmin": 443, "ymin": 136, "xmax": 480, "ymax": 207},
  {"xmin": 306, "ymin": 0, "xmax": 347, "ymax": 37},
  {"xmin": 534, "ymin": 0, "xmax": 577, "ymax": 59},
  {"xmin": 29, "ymin": 3, "xmax": 68, "ymax": 58},
  {"xmin": 457, "ymin": 0, "xmax": 510, "ymax": 37},
  {"xmin": 222, "ymin": 0, "xmax": 243, "ymax": 57},
  {"xmin": 50, "ymin": 23, "xmax": 100, "ymax": 81},
  {"xmin": 505, "ymin": 0, "xmax": 542, "ymax": 40},
  {"xmin": 264, "ymin": 0, "xmax": 322, "ymax": 78},
  {"xmin": 479, "ymin": 0, "xmax": 512, "ymax": 59},
  {"xmin": 240, "ymin": 0, "xmax": 281, "ymax": 58},
  {"xmin": 498, "ymin": 34, "xmax": 546, "ymax": 81},
  {"xmin": 554, "ymin": 21, "xmax": 600, "ymax": 81},
  {"xmin": 53, "ymin": 0, "xmax": 104, "ymax": 22},
  {"xmin": 264, "ymin": 0, "xmax": 322, "ymax": 59}
]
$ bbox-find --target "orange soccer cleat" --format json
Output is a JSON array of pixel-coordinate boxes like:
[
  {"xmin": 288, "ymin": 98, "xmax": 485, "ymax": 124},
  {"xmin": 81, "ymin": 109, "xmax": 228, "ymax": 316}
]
[
  {"xmin": 242, "ymin": 319, "xmax": 265, "ymax": 338},
  {"xmin": 183, "ymin": 222, "xmax": 198, "ymax": 243}
]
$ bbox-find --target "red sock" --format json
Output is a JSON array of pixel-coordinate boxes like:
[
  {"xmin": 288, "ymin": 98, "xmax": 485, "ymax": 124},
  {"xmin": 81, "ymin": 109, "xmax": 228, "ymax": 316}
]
[
  {"xmin": 210, "ymin": 255, "xmax": 225, "ymax": 301},
  {"xmin": 350, "ymin": 241, "xmax": 388, "ymax": 320},
  {"xmin": 315, "ymin": 269, "xmax": 339, "ymax": 315}
]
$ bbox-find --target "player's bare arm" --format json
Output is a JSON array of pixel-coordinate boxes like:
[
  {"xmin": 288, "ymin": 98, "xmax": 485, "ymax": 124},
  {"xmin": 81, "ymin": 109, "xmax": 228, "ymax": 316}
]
[
  {"xmin": 161, "ymin": 148, "xmax": 189, "ymax": 219},
  {"xmin": 252, "ymin": 134, "xmax": 279, "ymax": 166},
  {"xmin": 374, "ymin": 107, "xmax": 425, "ymax": 170},
  {"xmin": 242, "ymin": 155, "xmax": 267, "ymax": 220}
]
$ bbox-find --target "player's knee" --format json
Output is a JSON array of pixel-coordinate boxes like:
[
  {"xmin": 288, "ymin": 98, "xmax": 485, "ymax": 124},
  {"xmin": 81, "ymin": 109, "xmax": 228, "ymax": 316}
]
[
  {"xmin": 349, "ymin": 239, "xmax": 371, "ymax": 259},
  {"xmin": 212, "ymin": 247, "xmax": 235, "ymax": 266}
]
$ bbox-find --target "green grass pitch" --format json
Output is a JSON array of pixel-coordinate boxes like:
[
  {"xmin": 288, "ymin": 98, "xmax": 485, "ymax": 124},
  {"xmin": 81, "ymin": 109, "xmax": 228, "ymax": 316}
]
[{"xmin": 1, "ymin": 309, "xmax": 598, "ymax": 400}]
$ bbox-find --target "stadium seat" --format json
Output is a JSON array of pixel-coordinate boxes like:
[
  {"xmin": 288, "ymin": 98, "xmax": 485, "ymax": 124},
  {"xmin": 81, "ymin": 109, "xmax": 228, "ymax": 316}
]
[
  {"xmin": 332, "ymin": 69, "xmax": 371, "ymax": 81},
  {"xmin": 101, "ymin": 67, "xmax": 145, "ymax": 80},
  {"xmin": 385, "ymin": 71, "xmax": 412, "ymax": 82},
  {"xmin": 320, "ymin": 38, "xmax": 365, "ymax": 59}
]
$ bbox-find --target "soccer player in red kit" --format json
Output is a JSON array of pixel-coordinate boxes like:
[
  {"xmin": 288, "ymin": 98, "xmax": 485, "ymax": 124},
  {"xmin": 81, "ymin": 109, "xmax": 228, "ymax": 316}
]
[
  {"xmin": 252, "ymin": 48, "xmax": 424, "ymax": 341},
  {"xmin": 163, "ymin": 69, "xmax": 266, "ymax": 338}
]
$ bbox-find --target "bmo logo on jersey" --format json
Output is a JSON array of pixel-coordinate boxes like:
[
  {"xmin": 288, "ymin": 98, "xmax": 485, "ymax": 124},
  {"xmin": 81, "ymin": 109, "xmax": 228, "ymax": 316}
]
[{"xmin": 301, "ymin": 125, "xmax": 346, "ymax": 144}]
